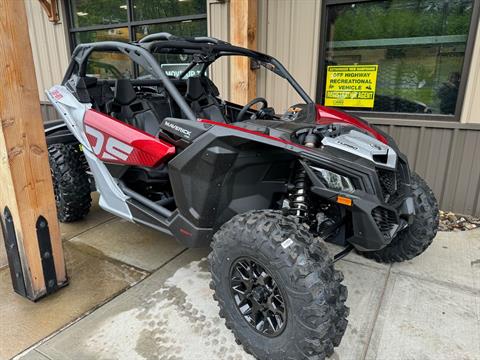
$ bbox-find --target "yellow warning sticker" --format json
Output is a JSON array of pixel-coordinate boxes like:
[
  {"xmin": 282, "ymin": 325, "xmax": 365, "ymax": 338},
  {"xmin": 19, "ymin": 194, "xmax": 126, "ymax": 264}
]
[{"xmin": 325, "ymin": 65, "xmax": 378, "ymax": 108}]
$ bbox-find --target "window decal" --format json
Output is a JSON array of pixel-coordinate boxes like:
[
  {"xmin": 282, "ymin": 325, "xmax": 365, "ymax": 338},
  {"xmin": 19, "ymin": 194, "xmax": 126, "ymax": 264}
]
[{"xmin": 325, "ymin": 65, "xmax": 378, "ymax": 108}]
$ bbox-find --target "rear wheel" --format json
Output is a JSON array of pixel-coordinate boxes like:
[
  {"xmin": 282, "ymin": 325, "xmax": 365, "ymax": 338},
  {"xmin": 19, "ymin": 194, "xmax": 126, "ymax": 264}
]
[
  {"xmin": 48, "ymin": 144, "xmax": 92, "ymax": 222},
  {"xmin": 360, "ymin": 172, "xmax": 439, "ymax": 263},
  {"xmin": 209, "ymin": 210, "xmax": 348, "ymax": 360}
]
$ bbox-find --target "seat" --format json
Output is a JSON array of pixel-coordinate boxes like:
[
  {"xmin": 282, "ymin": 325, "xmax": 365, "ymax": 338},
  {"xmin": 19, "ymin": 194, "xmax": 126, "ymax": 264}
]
[
  {"xmin": 107, "ymin": 79, "xmax": 163, "ymax": 135},
  {"xmin": 75, "ymin": 77, "xmax": 114, "ymax": 112},
  {"xmin": 109, "ymin": 79, "xmax": 137, "ymax": 121},
  {"xmin": 185, "ymin": 77, "xmax": 226, "ymax": 122},
  {"xmin": 75, "ymin": 76, "xmax": 98, "ymax": 103}
]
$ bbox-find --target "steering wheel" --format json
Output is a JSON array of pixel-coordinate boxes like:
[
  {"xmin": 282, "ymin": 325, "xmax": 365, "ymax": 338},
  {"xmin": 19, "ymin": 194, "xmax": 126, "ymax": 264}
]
[{"xmin": 236, "ymin": 97, "xmax": 269, "ymax": 122}]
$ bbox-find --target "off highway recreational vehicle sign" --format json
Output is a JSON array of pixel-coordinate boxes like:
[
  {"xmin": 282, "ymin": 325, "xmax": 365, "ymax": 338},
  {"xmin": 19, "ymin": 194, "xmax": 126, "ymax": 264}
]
[{"xmin": 325, "ymin": 65, "xmax": 378, "ymax": 108}]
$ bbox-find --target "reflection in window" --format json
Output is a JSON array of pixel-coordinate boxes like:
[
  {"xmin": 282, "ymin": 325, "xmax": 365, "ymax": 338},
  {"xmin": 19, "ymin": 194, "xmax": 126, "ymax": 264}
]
[
  {"xmin": 71, "ymin": 0, "xmax": 128, "ymax": 28},
  {"xmin": 133, "ymin": 0, "xmax": 206, "ymax": 21},
  {"xmin": 75, "ymin": 27, "xmax": 130, "ymax": 44},
  {"xmin": 134, "ymin": 19, "xmax": 207, "ymax": 40},
  {"xmin": 86, "ymin": 51, "xmax": 134, "ymax": 79},
  {"xmin": 68, "ymin": 0, "xmax": 207, "ymax": 47},
  {"xmin": 324, "ymin": 0, "xmax": 474, "ymax": 115}
]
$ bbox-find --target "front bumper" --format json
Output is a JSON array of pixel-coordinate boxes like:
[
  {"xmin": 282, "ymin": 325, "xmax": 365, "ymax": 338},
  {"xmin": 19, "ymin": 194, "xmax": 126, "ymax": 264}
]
[
  {"xmin": 311, "ymin": 183, "xmax": 415, "ymax": 251},
  {"xmin": 349, "ymin": 193, "xmax": 415, "ymax": 251},
  {"xmin": 305, "ymin": 156, "xmax": 416, "ymax": 251}
]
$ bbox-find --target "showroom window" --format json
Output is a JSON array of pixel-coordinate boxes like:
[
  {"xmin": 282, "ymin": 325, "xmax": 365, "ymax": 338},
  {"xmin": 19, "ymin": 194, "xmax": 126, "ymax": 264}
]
[
  {"xmin": 65, "ymin": 0, "xmax": 207, "ymax": 77},
  {"xmin": 317, "ymin": 0, "xmax": 479, "ymax": 119}
]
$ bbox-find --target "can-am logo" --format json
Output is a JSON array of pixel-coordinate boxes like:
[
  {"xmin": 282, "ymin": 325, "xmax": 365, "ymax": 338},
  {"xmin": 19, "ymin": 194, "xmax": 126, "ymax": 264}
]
[{"xmin": 164, "ymin": 120, "xmax": 192, "ymax": 139}]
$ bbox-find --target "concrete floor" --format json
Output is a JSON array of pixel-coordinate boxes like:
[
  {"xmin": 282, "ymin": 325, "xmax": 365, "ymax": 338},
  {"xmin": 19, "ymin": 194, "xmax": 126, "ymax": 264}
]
[
  {"xmin": 0, "ymin": 194, "xmax": 149, "ymax": 360},
  {"xmin": 1, "ymin": 196, "xmax": 479, "ymax": 360}
]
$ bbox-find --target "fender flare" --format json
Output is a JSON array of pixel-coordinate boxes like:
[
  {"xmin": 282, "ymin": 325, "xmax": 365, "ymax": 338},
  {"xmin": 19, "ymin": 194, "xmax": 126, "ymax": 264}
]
[{"xmin": 44, "ymin": 120, "xmax": 78, "ymax": 145}]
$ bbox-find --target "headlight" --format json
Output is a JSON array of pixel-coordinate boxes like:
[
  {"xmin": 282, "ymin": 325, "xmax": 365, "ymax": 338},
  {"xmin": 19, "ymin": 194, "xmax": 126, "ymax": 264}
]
[{"xmin": 311, "ymin": 166, "xmax": 355, "ymax": 193}]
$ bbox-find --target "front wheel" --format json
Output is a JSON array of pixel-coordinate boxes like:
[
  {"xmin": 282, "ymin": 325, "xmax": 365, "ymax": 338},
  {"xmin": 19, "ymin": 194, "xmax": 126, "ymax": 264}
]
[
  {"xmin": 209, "ymin": 210, "xmax": 348, "ymax": 360},
  {"xmin": 360, "ymin": 172, "xmax": 439, "ymax": 263}
]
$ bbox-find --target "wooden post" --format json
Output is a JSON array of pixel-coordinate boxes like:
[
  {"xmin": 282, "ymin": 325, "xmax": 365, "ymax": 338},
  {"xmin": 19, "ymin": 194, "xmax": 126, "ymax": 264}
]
[
  {"xmin": 0, "ymin": 0, "xmax": 67, "ymax": 301},
  {"xmin": 230, "ymin": 0, "xmax": 258, "ymax": 104}
]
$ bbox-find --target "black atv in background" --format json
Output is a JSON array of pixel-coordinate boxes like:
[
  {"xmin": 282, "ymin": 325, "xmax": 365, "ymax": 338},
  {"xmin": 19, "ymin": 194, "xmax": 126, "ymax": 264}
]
[{"xmin": 45, "ymin": 33, "xmax": 439, "ymax": 360}]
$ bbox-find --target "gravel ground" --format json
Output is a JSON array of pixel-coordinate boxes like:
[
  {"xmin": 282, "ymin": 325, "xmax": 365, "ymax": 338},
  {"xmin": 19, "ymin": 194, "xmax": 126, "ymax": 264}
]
[{"xmin": 439, "ymin": 210, "xmax": 480, "ymax": 231}]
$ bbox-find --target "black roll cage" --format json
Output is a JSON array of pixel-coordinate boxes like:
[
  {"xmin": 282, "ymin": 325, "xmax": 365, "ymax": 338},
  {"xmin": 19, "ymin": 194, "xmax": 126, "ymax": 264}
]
[{"xmin": 62, "ymin": 33, "xmax": 313, "ymax": 121}]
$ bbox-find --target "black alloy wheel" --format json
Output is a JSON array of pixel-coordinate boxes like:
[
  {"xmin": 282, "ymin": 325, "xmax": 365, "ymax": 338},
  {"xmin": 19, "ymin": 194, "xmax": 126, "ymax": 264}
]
[{"xmin": 230, "ymin": 257, "xmax": 287, "ymax": 337}]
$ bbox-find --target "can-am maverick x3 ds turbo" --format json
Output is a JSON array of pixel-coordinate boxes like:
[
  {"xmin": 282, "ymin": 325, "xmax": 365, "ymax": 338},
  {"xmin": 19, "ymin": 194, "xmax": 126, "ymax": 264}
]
[{"xmin": 45, "ymin": 33, "xmax": 438, "ymax": 360}]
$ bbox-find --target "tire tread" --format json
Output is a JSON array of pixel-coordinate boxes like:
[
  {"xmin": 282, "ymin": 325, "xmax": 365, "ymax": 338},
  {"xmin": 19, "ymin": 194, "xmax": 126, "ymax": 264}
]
[
  {"xmin": 48, "ymin": 143, "xmax": 91, "ymax": 222},
  {"xmin": 209, "ymin": 210, "xmax": 348, "ymax": 360}
]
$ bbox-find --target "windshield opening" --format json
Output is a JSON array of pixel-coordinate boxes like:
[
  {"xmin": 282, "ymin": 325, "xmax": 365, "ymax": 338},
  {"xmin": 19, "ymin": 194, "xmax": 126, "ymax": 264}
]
[{"xmin": 148, "ymin": 48, "xmax": 313, "ymax": 115}]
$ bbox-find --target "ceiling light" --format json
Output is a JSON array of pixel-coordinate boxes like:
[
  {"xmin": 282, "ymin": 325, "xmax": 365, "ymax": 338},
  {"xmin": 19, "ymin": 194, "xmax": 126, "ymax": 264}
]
[{"xmin": 76, "ymin": 12, "xmax": 88, "ymax": 16}]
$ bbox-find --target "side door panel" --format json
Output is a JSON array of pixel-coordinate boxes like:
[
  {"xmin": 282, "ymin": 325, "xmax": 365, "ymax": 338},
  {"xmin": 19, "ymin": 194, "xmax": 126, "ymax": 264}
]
[{"xmin": 83, "ymin": 109, "xmax": 175, "ymax": 167}]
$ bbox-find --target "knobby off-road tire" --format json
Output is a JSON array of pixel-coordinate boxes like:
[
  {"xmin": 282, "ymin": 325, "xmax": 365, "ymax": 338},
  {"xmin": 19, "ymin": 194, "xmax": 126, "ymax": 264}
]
[
  {"xmin": 361, "ymin": 172, "xmax": 439, "ymax": 263},
  {"xmin": 48, "ymin": 144, "xmax": 91, "ymax": 222},
  {"xmin": 208, "ymin": 210, "xmax": 349, "ymax": 360}
]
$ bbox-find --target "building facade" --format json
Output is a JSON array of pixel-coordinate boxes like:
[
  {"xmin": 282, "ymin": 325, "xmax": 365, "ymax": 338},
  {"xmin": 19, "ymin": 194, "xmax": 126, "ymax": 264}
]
[{"xmin": 26, "ymin": 0, "xmax": 480, "ymax": 216}]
